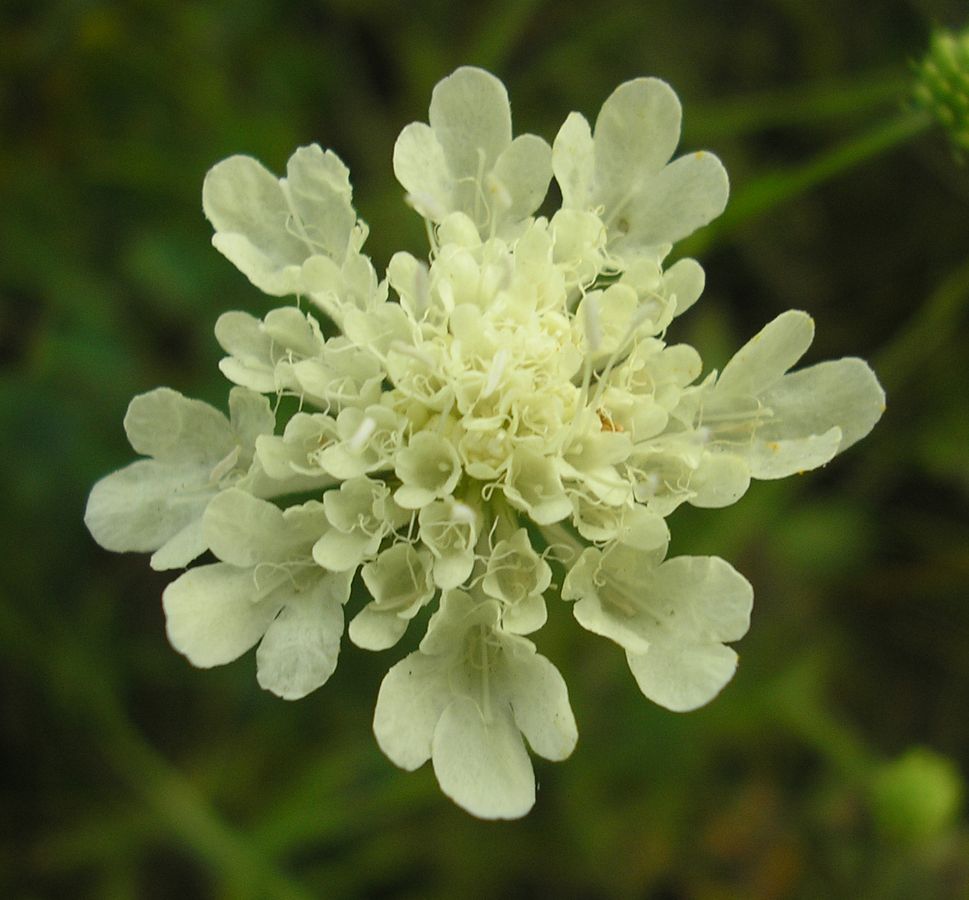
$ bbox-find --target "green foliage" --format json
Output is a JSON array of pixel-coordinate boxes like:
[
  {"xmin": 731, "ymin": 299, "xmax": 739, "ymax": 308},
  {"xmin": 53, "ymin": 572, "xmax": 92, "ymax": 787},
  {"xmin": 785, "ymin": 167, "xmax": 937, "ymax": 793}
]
[{"xmin": 3, "ymin": 0, "xmax": 969, "ymax": 896}]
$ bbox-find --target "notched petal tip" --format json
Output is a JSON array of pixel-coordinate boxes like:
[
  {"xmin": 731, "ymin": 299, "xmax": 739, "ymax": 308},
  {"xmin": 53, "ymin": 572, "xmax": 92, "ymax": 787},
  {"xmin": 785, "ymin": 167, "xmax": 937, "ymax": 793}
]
[{"xmin": 431, "ymin": 697, "xmax": 536, "ymax": 820}]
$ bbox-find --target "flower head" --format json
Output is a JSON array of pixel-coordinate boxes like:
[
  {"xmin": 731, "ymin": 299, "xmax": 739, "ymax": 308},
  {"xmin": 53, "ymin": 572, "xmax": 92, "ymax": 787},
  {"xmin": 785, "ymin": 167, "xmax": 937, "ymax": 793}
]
[
  {"xmin": 86, "ymin": 67, "xmax": 885, "ymax": 819},
  {"xmin": 913, "ymin": 26, "xmax": 969, "ymax": 155}
]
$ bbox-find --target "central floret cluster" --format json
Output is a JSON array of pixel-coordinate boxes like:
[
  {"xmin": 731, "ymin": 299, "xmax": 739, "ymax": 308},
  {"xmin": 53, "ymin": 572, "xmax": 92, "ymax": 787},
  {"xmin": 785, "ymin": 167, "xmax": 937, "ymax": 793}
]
[{"xmin": 85, "ymin": 67, "xmax": 885, "ymax": 819}]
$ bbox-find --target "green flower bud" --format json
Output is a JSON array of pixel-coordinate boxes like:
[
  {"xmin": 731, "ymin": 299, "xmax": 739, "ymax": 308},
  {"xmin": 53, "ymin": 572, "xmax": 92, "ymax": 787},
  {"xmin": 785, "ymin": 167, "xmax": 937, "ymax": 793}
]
[
  {"xmin": 870, "ymin": 748, "xmax": 964, "ymax": 845},
  {"xmin": 913, "ymin": 27, "xmax": 969, "ymax": 153}
]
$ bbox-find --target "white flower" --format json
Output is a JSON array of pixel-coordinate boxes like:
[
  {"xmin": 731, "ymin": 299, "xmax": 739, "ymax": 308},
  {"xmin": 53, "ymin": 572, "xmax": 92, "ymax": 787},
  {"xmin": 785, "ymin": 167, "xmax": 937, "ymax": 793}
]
[
  {"xmin": 312, "ymin": 475, "xmax": 408, "ymax": 571},
  {"xmin": 87, "ymin": 67, "xmax": 886, "ymax": 819},
  {"xmin": 373, "ymin": 590, "xmax": 577, "ymax": 819},
  {"xmin": 702, "ymin": 310, "xmax": 887, "ymax": 480},
  {"xmin": 562, "ymin": 545, "xmax": 752, "ymax": 711},
  {"xmin": 163, "ymin": 489, "xmax": 352, "ymax": 699},
  {"xmin": 394, "ymin": 431, "xmax": 463, "ymax": 509},
  {"xmin": 553, "ymin": 78, "xmax": 729, "ymax": 262},
  {"xmin": 418, "ymin": 498, "xmax": 479, "ymax": 589},
  {"xmin": 481, "ymin": 528, "xmax": 552, "ymax": 635},
  {"xmin": 84, "ymin": 386, "xmax": 318, "ymax": 570},
  {"xmin": 393, "ymin": 67, "xmax": 552, "ymax": 238},
  {"xmin": 622, "ymin": 310, "xmax": 886, "ymax": 516},
  {"xmin": 214, "ymin": 306, "xmax": 325, "ymax": 395},
  {"xmin": 203, "ymin": 144, "xmax": 382, "ymax": 322},
  {"xmin": 351, "ymin": 543, "xmax": 435, "ymax": 650},
  {"xmin": 215, "ymin": 305, "xmax": 384, "ymax": 411}
]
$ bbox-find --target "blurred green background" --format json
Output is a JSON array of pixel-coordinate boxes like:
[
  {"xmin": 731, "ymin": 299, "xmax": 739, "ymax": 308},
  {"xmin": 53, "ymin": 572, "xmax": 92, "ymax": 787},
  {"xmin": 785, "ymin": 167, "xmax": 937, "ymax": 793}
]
[{"xmin": 3, "ymin": 1, "xmax": 969, "ymax": 897}]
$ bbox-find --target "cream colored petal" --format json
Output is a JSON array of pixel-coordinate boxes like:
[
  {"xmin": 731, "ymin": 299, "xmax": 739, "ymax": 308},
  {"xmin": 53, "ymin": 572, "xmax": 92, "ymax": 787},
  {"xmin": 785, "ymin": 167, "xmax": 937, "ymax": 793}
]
[
  {"xmin": 256, "ymin": 587, "xmax": 344, "ymax": 699},
  {"xmin": 428, "ymin": 67, "xmax": 511, "ymax": 180},
  {"xmin": 618, "ymin": 506, "xmax": 671, "ymax": 551},
  {"xmin": 653, "ymin": 556, "xmax": 753, "ymax": 643},
  {"xmin": 430, "ymin": 550, "xmax": 475, "ymax": 591},
  {"xmin": 203, "ymin": 155, "xmax": 309, "ymax": 296},
  {"xmin": 311, "ymin": 527, "xmax": 371, "ymax": 572},
  {"xmin": 501, "ymin": 594, "xmax": 547, "ymax": 636},
  {"xmin": 573, "ymin": 591, "xmax": 651, "ymax": 655},
  {"xmin": 373, "ymin": 652, "xmax": 451, "ymax": 770},
  {"xmin": 123, "ymin": 388, "xmax": 234, "ymax": 463},
  {"xmin": 348, "ymin": 605, "xmax": 410, "ymax": 651},
  {"xmin": 503, "ymin": 651, "xmax": 577, "ymax": 762},
  {"xmin": 228, "ymin": 388, "xmax": 275, "ymax": 451},
  {"xmin": 593, "ymin": 77, "xmax": 682, "ymax": 221},
  {"xmin": 552, "ymin": 111, "xmax": 595, "ymax": 210},
  {"xmin": 215, "ymin": 312, "xmax": 277, "ymax": 392},
  {"xmin": 746, "ymin": 429, "xmax": 842, "ymax": 479},
  {"xmin": 717, "ymin": 310, "xmax": 815, "ymax": 396},
  {"xmin": 490, "ymin": 133, "xmax": 552, "ymax": 223},
  {"xmin": 689, "ymin": 453, "xmax": 751, "ymax": 508},
  {"xmin": 664, "ymin": 257, "xmax": 705, "ymax": 317},
  {"xmin": 760, "ymin": 358, "xmax": 886, "ymax": 452},
  {"xmin": 503, "ymin": 448, "xmax": 572, "ymax": 524},
  {"xmin": 432, "ymin": 697, "xmax": 535, "ymax": 820},
  {"xmin": 617, "ymin": 150, "xmax": 728, "ymax": 251},
  {"xmin": 163, "ymin": 563, "xmax": 280, "ymax": 667},
  {"xmin": 284, "ymin": 145, "xmax": 356, "ymax": 262},
  {"xmin": 203, "ymin": 488, "xmax": 290, "ymax": 567},
  {"xmin": 149, "ymin": 518, "xmax": 207, "ymax": 571},
  {"xmin": 262, "ymin": 306, "xmax": 324, "ymax": 357},
  {"xmin": 392, "ymin": 122, "xmax": 454, "ymax": 221},
  {"xmin": 626, "ymin": 642, "xmax": 739, "ymax": 712},
  {"xmin": 85, "ymin": 459, "xmax": 211, "ymax": 555}
]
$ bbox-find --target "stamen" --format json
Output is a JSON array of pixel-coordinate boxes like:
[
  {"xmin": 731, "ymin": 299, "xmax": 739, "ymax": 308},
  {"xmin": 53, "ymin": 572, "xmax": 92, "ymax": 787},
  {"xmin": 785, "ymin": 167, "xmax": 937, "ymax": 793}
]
[
  {"xmin": 280, "ymin": 181, "xmax": 320, "ymax": 256},
  {"xmin": 413, "ymin": 263, "xmax": 431, "ymax": 320},
  {"xmin": 404, "ymin": 190, "xmax": 447, "ymax": 223},
  {"xmin": 484, "ymin": 347, "xmax": 509, "ymax": 397},
  {"xmin": 451, "ymin": 501, "xmax": 477, "ymax": 525},
  {"xmin": 209, "ymin": 445, "xmax": 241, "ymax": 484},
  {"xmin": 583, "ymin": 293, "xmax": 601, "ymax": 354},
  {"xmin": 587, "ymin": 300, "xmax": 661, "ymax": 412},
  {"xmin": 485, "ymin": 172, "xmax": 512, "ymax": 212},
  {"xmin": 348, "ymin": 416, "xmax": 377, "ymax": 451},
  {"xmin": 479, "ymin": 625, "xmax": 492, "ymax": 722},
  {"xmin": 389, "ymin": 339, "xmax": 436, "ymax": 368}
]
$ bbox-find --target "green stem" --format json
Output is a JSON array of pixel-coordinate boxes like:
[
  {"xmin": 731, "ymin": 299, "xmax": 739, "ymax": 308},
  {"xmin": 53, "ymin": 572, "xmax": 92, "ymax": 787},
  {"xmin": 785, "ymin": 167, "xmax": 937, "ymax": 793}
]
[
  {"xmin": 33, "ymin": 809, "xmax": 160, "ymax": 873},
  {"xmin": 105, "ymin": 727, "xmax": 316, "ymax": 900},
  {"xmin": 682, "ymin": 108, "xmax": 933, "ymax": 256},
  {"xmin": 0, "ymin": 603, "xmax": 315, "ymax": 900},
  {"xmin": 684, "ymin": 70, "xmax": 909, "ymax": 140},
  {"xmin": 251, "ymin": 755, "xmax": 433, "ymax": 858},
  {"xmin": 875, "ymin": 255, "xmax": 969, "ymax": 392},
  {"xmin": 468, "ymin": 0, "xmax": 545, "ymax": 71},
  {"xmin": 763, "ymin": 651, "xmax": 877, "ymax": 783}
]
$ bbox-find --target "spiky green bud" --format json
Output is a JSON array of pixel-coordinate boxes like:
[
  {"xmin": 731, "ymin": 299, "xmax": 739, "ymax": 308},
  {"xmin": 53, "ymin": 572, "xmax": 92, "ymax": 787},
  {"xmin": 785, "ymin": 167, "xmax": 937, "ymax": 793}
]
[{"xmin": 914, "ymin": 27, "xmax": 969, "ymax": 153}]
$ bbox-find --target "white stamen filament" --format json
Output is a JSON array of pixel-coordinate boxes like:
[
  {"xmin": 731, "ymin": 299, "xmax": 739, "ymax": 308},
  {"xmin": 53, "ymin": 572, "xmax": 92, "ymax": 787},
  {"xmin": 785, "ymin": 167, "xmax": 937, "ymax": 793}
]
[
  {"xmin": 588, "ymin": 300, "xmax": 659, "ymax": 411},
  {"xmin": 583, "ymin": 293, "xmax": 601, "ymax": 354},
  {"xmin": 480, "ymin": 628, "xmax": 492, "ymax": 722},
  {"xmin": 485, "ymin": 172, "xmax": 512, "ymax": 211},
  {"xmin": 484, "ymin": 347, "xmax": 509, "ymax": 397},
  {"xmin": 451, "ymin": 501, "xmax": 476, "ymax": 525},
  {"xmin": 390, "ymin": 340, "xmax": 436, "ymax": 368},
  {"xmin": 349, "ymin": 416, "xmax": 377, "ymax": 451},
  {"xmin": 405, "ymin": 190, "xmax": 447, "ymax": 223},
  {"xmin": 209, "ymin": 445, "xmax": 241, "ymax": 484}
]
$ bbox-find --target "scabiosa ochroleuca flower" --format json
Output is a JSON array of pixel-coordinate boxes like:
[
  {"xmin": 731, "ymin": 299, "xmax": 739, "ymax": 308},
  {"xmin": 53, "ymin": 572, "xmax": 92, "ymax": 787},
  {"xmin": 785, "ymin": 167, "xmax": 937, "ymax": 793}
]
[{"xmin": 86, "ymin": 67, "xmax": 885, "ymax": 819}]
